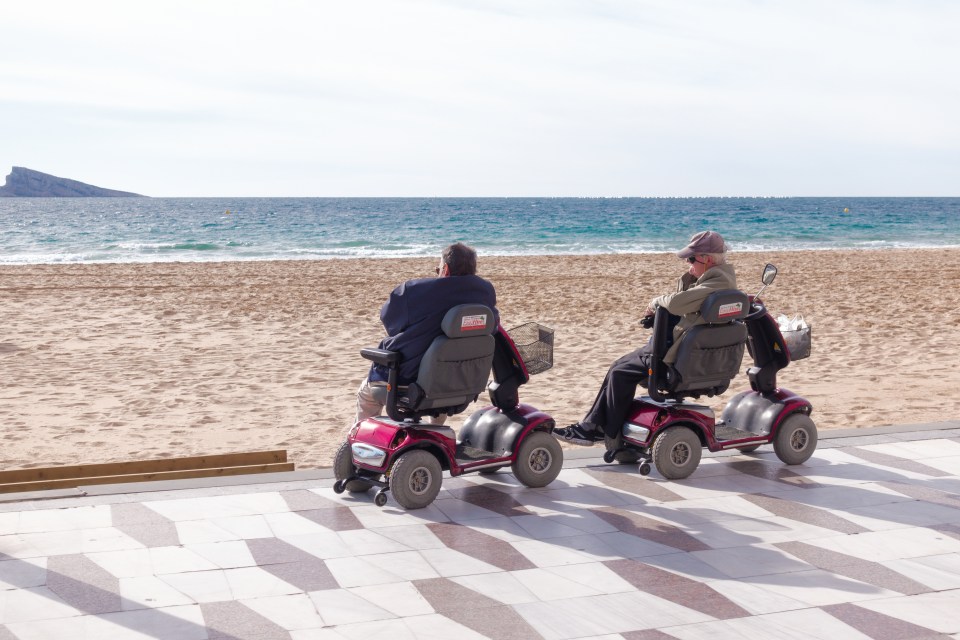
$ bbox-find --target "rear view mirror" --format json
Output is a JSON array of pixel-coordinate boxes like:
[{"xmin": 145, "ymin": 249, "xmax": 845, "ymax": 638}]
[{"xmin": 762, "ymin": 264, "xmax": 778, "ymax": 286}]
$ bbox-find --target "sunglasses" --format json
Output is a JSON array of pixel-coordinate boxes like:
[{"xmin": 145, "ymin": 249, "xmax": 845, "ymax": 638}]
[{"xmin": 686, "ymin": 256, "xmax": 701, "ymax": 264}]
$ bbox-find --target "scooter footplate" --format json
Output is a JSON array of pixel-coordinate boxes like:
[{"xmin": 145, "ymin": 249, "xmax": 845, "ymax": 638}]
[
  {"xmin": 455, "ymin": 444, "xmax": 498, "ymax": 464},
  {"xmin": 715, "ymin": 425, "xmax": 767, "ymax": 442}
]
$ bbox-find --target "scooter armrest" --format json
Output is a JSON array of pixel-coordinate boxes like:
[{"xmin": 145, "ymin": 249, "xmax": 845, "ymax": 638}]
[{"xmin": 360, "ymin": 348, "xmax": 400, "ymax": 367}]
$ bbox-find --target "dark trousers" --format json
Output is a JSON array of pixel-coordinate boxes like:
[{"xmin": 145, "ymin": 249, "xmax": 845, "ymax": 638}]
[{"xmin": 584, "ymin": 344, "xmax": 653, "ymax": 439}]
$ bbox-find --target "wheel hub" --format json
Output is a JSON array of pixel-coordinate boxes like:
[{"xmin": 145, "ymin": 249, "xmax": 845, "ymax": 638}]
[
  {"xmin": 528, "ymin": 447, "xmax": 551, "ymax": 474},
  {"xmin": 671, "ymin": 443, "xmax": 691, "ymax": 465},
  {"xmin": 410, "ymin": 467, "xmax": 432, "ymax": 495}
]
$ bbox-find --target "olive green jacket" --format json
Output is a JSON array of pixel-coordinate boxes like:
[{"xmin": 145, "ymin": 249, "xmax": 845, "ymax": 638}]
[{"xmin": 649, "ymin": 263, "xmax": 738, "ymax": 363}]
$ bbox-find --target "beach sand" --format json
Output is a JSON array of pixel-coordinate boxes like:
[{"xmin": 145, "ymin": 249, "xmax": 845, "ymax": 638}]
[{"xmin": 2, "ymin": 249, "xmax": 958, "ymax": 471}]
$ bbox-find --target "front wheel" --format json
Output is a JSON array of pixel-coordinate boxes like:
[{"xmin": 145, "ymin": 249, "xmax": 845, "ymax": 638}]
[
  {"xmin": 652, "ymin": 426, "xmax": 702, "ymax": 480},
  {"xmin": 773, "ymin": 413, "xmax": 818, "ymax": 465},
  {"xmin": 389, "ymin": 449, "xmax": 443, "ymax": 510},
  {"xmin": 512, "ymin": 431, "xmax": 563, "ymax": 488},
  {"xmin": 333, "ymin": 440, "xmax": 374, "ymax": 493}
]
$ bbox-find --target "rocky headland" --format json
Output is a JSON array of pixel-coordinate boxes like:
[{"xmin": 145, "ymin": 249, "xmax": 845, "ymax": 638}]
[{"xmin": 0, "ymin": 166, "xmax": 144, "ymax": 197}]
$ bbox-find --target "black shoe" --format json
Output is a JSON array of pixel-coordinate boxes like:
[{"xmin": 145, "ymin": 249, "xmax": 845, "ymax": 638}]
[{"xmin": 552, "ymin": 423, "xmax": 603, "ymax": 446}]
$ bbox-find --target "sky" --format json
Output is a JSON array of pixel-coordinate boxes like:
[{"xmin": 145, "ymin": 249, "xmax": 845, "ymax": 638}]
[{"xmin": 1, "ymin": 0, "xmax": 958, "ymax": 197}]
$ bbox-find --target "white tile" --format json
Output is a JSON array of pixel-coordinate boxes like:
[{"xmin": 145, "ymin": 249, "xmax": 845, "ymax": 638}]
[
  {"xmin": 399, "ymin": 613, "xmax": 491, "ymax": 640},
  {"xmin": 347, "ymin": 503, "xmax": 449, "ymax": 530},
  {"xmin": 241, "ymin": 593, "xmax": 325, "ymax": 630},
  {"xmin": 159, "ymin": 569, "xmax": 232, "ymax": 603},
  {"xmin": 368, "ymin": 524, "xmax": 444, "ymax": 550},
  {"xmin": 185, "ymin": 541, "xmax": 257, "ymax": 569},
  {"xmin": 86, "ymin": 549, "xmax": 154, "ymax": 578},
  {"xmin": 349, "ymin": 581, "xmax": 434, "ymax": 617},
  {"xmin": 0, "ymin": 557, "xmax": 46, "ymax": 590},
  {"xmin": 323, "ymin": 556, "xmax": 406, "ymax": 588},
  {"xmin": 148, "ymin": 547, "xmax": 218, "ymax": 575},
  {"xmin": 886, "ymin": 553, "xmax": 960, "ymax": 591},
  {"xmin": 20, "ymin": 527, "xmax": 143, "ymax": 557},
  {"xmin": 175, "ymin": 520, "xmax": 240, "ymax": 545},
  {"xmin": 862, "ymin": 439, "xmax": 960, "ymax": 460},
  {"xmin": 691, "ymin": 543, "xmax": 810, "ymax": 579},
  {"xmin": 457, "ymin": 516, "xmax": 536, "ymax": 543},
  {"xmin": 336, "ymin": 529, "xmax": 414, "ymax": 558},
  {"xmin": 856, "ymin": 590, "xmax": 960, "ymax": 633},
  {"xmin": 17, "ymin": 505, "xmax": 111, "ymax": 534},
  {"xmin": 308, "ymin": 588, "xmax": 395, "ymax": 626},
  {"xmin": 266, "ymin": 512, "xmax": 333, "ymax": 537},
  {"xmin": 705, "ymin": 578, "xmax": 810, "ymax": 615},
  {"xmin": 223, "ymin": 566, "xmax": 300, "ymax": 599},
  {"xmin": 757, "ymin": 568, "xmax": 899, "ymax": 606},
  {"xmin": 807, "ymin": 527, "xmax": 960, "ymax": 562},
  {"xmin": 509, "ymin": 538, "xmax": 606, "ymax": 568},
  {"xmin": 450, "ymin": 572, "xmax": 540, "ymax": 605},
  {"xmin": 0, "ymin": 587, "xmax": 81, "ymax": 624},
  {"xmin": 544, "ymin": 562, "xmax": 637, "ymax": 595},
  {"xmin": 0, "ymin": 534, "xmax": 43, "ymax": 560},
  {"xmin": 209, "ymin": 515, "xmax": 274, "ymax": 539},
  {"xmin": 281, "ymin": 531, "xmax": 357, "ymax": 560},
  {"xmin": 291, "ymin": 628, "xmax": 351, "ymax": 640},
  {"xmin": 91, "ymin": 604, "xmax": 207, "ymax": 640},
  {"xmin": 356, "ymin": 551, "xmax": 438, "ymax": 581},
  {"xmin": 511, "ymin": 567, "xmax": 604, "ymax": 600},
  {"xmin": 119, "ymin": 575, "xmax": 195, "ymax": 610},
  {"xmin": 665, "ymin": 606, "xmax": 874, "ymax": 640},
  {"xmin": 432, "ymin": 499, "xmax": 503, "ymax": 522},
  {"xmin": 418, "ymin": 547, "xmax": 502, "ymax": 577}
]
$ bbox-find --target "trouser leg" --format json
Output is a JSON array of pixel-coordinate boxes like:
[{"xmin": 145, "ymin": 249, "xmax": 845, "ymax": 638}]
[
  {"xmin": 583, "ymin": 346, "xmax": 652, "ymax": 438},
  {"xmin": 354, "ymin": 378, "xmax": 448, "ymax": 426}
]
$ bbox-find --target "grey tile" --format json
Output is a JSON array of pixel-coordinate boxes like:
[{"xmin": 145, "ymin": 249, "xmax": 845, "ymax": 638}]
[
  {"xmin": 444, "ymin": 485, "xmax": 533, "ymax": 517},
  {"xmin": 294, "ymin": 508, "xmax": 365, "ymax": 532},
  {"xmin": 200, "ymin": 600, "xmax": 292, "ymax": 640},
  {"xmin": 590, "ymin": 507, "xmax": 711, "ymax": 552},
  {"xmin": 777, "ymin": 541, "xmax": 930, "ymax": 595},
  {"xmin": 47, "ymin": 553, "xmax": 122, "ymax": 614},
  {"xmin": 604, "ymin": 558, "xmax": 750, "ymax": 619},
  {"xmin": 427, "ymin": 522, "xmax": 536, "ymax": 571},
  {"xmin": 742, "ymin": 493, "xmax": 870, "ymax": 534},
  {"xmin": 821, "ymin": 602, "xmax": 951, "ymax": 640},
  {"xmin": 412, "ymin": 577, "xmax": 541, "ymax": 639},
  {"xmin": 0, "ymin": 626, "xmax": 19, "ymax": 640},
  {"xmin": 725, "ymin": 460, "xmax": 822, "ymax": 488},
  {"xmin": 278, "ymin": 489, "xmax": 336, "ymax": 512},
  {"xmin": 245, "ymin": 538, "xmax": 338, "ymax": 591},
  {"xmin": 583, "ymin": 468, "xmax": 686, "ymax": 502},
  {"xmin": 845, "ymin": 448, "xmax": 951, "ymax": 478},
  {"xmin": 111, "ymin": 502, "xmax": 181, "ymax": 547}
]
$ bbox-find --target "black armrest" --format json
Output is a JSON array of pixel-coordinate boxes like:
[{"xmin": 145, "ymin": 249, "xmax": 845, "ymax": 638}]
[{"xmin": 360, "ymin": 347, "xmax": 400, "ymax": 367}]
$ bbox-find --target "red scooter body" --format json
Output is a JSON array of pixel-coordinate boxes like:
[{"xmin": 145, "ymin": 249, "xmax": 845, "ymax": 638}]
[
  {"xmin": 335, "ymin": 322, "xmax": 562, "ymax": 509},
  {"xmin": 607, "ymin": 264, "xmax": 817, "ymax": 478}
]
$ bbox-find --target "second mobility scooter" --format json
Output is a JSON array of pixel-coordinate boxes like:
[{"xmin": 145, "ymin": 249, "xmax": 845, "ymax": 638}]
[
  {"xmin": 334, "ymin": 303, "xmax": 562, "ymax": 509},
  {"xmin": 604, "ymin": 264, "xmax": 817, "ymax": 479}
]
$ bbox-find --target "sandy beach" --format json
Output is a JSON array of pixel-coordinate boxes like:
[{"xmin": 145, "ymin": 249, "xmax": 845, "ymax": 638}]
[{"xmin": 2, "ymin": 249, "xmax": 958, "ymax": 471}]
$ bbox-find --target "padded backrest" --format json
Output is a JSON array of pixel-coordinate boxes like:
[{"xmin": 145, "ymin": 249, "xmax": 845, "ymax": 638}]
[
  {"xmin": 414, "ymin": 305, "xmax": 496, "ymax": 409},
  {"xmin": 662, "ymin": 289, "xmax": 749, "ymax": 398}
]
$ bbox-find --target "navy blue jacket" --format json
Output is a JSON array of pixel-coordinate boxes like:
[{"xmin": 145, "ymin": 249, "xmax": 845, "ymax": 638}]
[{"xmin": 369, "ymin": 274, "xmax": 498, "ymax": 385}]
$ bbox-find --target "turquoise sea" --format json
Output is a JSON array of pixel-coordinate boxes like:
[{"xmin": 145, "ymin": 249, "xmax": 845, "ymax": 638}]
[{"xmin": 1, "ymin": 197, "xmax": 959, "ymax": 265}]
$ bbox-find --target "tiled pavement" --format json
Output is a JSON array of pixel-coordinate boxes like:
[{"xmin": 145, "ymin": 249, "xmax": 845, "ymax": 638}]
[{"xmin": 3, "ymin": 421, "xmax": 960, "ymax": 639}]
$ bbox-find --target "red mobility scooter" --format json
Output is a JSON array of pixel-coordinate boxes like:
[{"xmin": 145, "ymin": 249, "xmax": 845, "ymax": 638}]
[
  {"xmin": 603, "ymin": 264, "xmax": 817, "ymax": 479},
  {"xmin": 334, "ymin": 304, "xmax": 562, "ymax": 509}
]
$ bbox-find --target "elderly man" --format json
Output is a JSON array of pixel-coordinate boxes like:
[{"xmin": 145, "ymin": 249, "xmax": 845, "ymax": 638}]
[
  {"xmin": 553, "ymin": 231, "xmax": 737, "ymax": 445},
  {"xmin": 354, "ymin": 242, "xmax": 499, "ymax": 424}
]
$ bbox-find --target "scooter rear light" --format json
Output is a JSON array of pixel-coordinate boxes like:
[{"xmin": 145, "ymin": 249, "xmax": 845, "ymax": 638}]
[{"xmin": 351, "ymin": 443, "xmax": 387, "ymax": 468}]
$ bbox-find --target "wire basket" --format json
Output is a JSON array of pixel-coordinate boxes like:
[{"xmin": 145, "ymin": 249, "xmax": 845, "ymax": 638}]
[{"xmin": 508, "ymin": 322, "xmax": 554, "ymax": 375}]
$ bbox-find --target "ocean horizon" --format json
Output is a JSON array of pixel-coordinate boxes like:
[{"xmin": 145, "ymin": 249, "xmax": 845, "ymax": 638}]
[{"xmin": 2, "ymin": 196, "xmax": 959, "ymax": 265}]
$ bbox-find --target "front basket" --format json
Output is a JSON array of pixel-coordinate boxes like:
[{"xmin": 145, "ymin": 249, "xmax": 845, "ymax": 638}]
[{"xmin": 508, "ymin": 322, "xmax": 554, "ymax": 375}]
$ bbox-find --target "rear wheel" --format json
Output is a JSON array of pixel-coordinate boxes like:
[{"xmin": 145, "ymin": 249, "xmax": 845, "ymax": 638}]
[
  {"xmin": 389, "ymin": 450, "xmax": 443, "ymax": 510},
  {"xmin": 512, "ymin": 431, "xmax": 563, "ymax": 488},
  {"xmin": 652, "ymin": 426, "xmax": 702, "ymax": 480},
  {"xmin": 333, "ymin": 440, "xmax": 374, "ymax": 493},
  {"xmin": 773, "ymin": 413, "xmax": 818, "ymax": 465}
]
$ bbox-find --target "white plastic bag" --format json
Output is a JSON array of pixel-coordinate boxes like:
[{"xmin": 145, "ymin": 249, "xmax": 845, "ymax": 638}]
[{"xmin": 777, "ymin": 314, "xmax": 811, "ymax": 360}]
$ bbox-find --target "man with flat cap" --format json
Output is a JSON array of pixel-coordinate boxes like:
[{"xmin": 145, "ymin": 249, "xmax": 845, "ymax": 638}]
[{"xmin": 553, "ymin": 230, "xmax": 737, "ymax": 446}]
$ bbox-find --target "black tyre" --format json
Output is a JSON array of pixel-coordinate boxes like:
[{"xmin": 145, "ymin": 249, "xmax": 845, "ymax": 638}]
[
  {"xmin": 605, "ymin": 435, "xmax": 641, "ymax": 464},
  {"xmin": 652, "ymin": 426, "xmax": 702, "ymax": 480},
  {"xmin": 773, "ymin": 413, "xmax": 818, "ymax": 465},
  {"xmin": 333, "ymin": 440, "xmax": 374, "ymax": 493},
  {"xmin": 736, "ymin": 445, "xmax": 761, "ymax": 454},
  {"xmin": 512, "ymin": 431, "xmax": 563, "ymax": 488},
  {"xmin": 389, "ymin": 449, "xmax": 443, "ymax": 510}
]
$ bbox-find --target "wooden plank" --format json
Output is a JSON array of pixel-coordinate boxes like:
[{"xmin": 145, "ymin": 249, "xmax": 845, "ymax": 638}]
[
  {"xmin": 0, "ymin": 462, "xmax": 296, "ymax": 494},
  {"xmin": 0, "ymin": 450, "xmax": 288, "ymax": 484}
]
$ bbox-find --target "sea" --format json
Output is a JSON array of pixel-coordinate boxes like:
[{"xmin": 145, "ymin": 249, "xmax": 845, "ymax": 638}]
[{"xmin": 1, "ymin": 197, "xmax": 959, "ymax": 265}]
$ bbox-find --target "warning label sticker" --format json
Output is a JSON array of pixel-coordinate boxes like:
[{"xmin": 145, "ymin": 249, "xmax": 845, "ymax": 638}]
[
  {"xmin": 460, "ymin": 314, "xmax": 488, "ymax": 330},
  {"xmin": 718, "ymin": 302, "xmax": 743, "ymax": 318}
]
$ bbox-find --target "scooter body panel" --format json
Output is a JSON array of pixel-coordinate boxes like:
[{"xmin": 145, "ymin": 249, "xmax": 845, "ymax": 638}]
[
  {"xmin": 621, "ymin": 397, "xmax": 715, "ymax": 448},
  {"xmin": 349, "ymin": 418, "xmax": 457, "ymax": 474},
  {"xmin": 717, "ymin": 387, "xmax": 813, "ymax": 446}
]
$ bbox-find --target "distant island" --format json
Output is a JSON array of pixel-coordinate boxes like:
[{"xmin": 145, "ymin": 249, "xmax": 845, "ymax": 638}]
[{"xmin": 0, "ymin": 166, "xmax": 145, "ymax": 197}]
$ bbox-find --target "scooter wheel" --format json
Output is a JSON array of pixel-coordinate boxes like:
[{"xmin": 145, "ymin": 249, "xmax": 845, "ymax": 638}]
[
  {"xmin": 639, "ymin": 462, "xmax": 651, "ymax": 476},
  {"xmin": 512, "ymin": 431, "xmax": 563, "ymax": 488},
  {"xmin": 374, "ymin": 491, "xmax": 388, "ymax": 507},
  {"xmin": 773, "ymin": 413, "xmax": 818, "ymax": 465},
  {"xmin": 389, "ymin": 449, "xmax": 442, "ymax": 510},
  {"xmin": 603, "ymin": 450, "xmax": 617, "ymax": 464},
  {"xmin": 736, "ymin": 445, "xmax": 761, "ymax": 454},
  {"xmin": 333, "ymin": 440, "xmax": 374, "ymax": 493},
  {"xmin": 604, "ymin": 436, "xmax": 641, "ymax": 464},
  {"xmin": 652, "ymin": 425, "xmax": 702, "ymax": 480},
  {"xmin": 333, "ymin": 480, "xmax": 346, "ymax": 494},
  {"xmin": 478, "ymin": 466, "xmax": 504, "ymax": 475}
]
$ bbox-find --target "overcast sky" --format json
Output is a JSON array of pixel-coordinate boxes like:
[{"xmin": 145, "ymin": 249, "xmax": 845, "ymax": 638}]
[{"xmin": 2, "ymin": 0, "xmax": 958, "ymax": 197}]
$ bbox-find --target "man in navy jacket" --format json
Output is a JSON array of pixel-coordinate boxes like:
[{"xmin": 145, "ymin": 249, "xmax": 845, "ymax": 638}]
[{"xmin": 355, "ymin": 242, "xmax": 498, "ymax": 424}]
